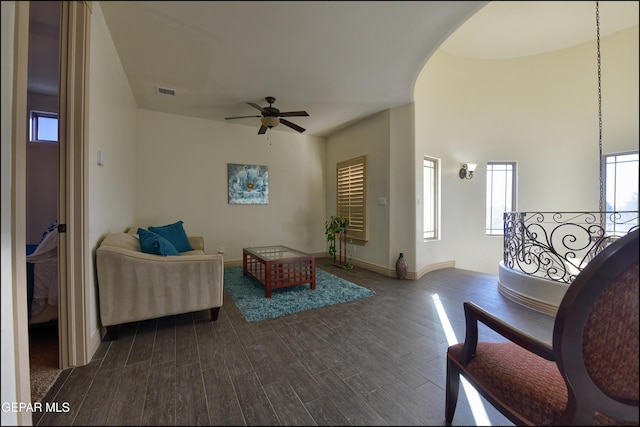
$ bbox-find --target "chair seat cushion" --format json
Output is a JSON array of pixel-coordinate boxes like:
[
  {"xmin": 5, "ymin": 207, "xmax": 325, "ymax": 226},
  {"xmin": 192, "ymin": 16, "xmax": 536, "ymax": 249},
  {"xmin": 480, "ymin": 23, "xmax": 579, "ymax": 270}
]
[{"xmin": 448, "ymin": 342, "xmax": 567, "ymax": 425}]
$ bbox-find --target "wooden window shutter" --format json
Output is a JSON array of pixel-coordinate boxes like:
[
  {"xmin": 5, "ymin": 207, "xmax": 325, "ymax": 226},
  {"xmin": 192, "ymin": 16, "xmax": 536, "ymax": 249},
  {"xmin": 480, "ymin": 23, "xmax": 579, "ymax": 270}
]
[{"xmin": 337, "ymin": 155, "xmax": 367, "ymax": 241}]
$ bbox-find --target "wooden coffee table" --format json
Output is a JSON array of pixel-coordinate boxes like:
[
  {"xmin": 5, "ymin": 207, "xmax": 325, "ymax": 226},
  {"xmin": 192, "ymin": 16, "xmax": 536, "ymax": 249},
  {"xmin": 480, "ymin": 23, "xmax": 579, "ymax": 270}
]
[{"xmin": 243, "ymin": 245, "xmax": 316, "ymax": 298}]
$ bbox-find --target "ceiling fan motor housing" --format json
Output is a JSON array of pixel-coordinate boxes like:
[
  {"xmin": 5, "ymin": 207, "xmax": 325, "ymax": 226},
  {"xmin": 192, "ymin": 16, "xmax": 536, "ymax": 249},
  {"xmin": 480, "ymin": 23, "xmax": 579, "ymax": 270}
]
[
  {"xmin": 264, "ymin": 106, "xmax": 280, "ymax": 116},
  {"xmin": 263, "ymin": 97, "xmax": 279, "ymax": 117}
]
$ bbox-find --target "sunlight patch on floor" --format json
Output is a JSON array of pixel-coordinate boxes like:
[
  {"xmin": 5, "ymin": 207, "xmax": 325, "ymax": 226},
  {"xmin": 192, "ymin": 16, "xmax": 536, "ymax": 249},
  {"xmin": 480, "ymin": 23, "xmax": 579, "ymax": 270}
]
[{"xmin": 432, "ymin": 293, "xmax": 492, "ymax": 426}]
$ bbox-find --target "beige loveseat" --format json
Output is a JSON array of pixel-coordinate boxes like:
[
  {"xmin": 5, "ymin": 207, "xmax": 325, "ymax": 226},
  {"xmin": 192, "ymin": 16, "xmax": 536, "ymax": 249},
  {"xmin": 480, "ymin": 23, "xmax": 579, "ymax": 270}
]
[{"xmin": 96, "ymin": 231, "xmax": 223, "ymax": 339}]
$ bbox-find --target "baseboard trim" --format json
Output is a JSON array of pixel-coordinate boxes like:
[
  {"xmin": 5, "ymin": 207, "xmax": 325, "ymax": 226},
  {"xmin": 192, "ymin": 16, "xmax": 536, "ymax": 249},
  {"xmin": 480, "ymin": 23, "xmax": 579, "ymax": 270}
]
[
  {"xmin": 498, "ymin": 282, "xmax": 559, "ymax": 316},
  {"xmin": 341, "ymin": 258, "xmax": 456, "ymax": 280},
  {"xmin": 497, "ymin": 262, "xmax": 564, "ymax": 316},
  {"xmin": 350, "ymin": 259, "xmax": 396, "ymax": 277},
  {"xmin": 224, "ymin": 259, "xmax": 243, "ymax": 268},
  {"xmin": 416, "ymin": 260, "xmax": 455, "ymax": 280},
  {"xmin": 224, "ymin": 256, "xmax": 454, "ymax": 281},
  {"xmin": 223, "ymin": 253, "xmax": 326, "ymax": 269},
  {"xmin": 89, "ymin": 327, "xmax": 103, "ymax": 362}
]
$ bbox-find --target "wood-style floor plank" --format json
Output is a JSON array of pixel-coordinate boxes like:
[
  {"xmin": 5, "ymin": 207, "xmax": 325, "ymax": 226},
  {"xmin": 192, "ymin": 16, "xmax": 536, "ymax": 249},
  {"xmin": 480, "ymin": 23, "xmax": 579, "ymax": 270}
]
[
  {"xmin": 37, "ymin": 359, "xmax": 102, "ymax": 426},
  {"xmin": 71, "ymin": 362, "xmax": 123, "ymax": 426},
  {"xmin": 105, "ymin": 360, "xmax": 149, "ymax": 426},
  {"xmin": 262, "ymin": 377, "xmax": 316, "ymax": 426},
  {"xmin": 202, "ymin": 365, "xmax": 245, "ymax": 426},
  {"xmin": 175, "ymin": 362, "xmax": 209, "ymax": 426},
  {"xmin": 37, "ymin": 263, "xmax": 555, "ymax": 426},
  {"xmin": 142, "ymin": 361, "xmax": 176, "ymax": 426}
]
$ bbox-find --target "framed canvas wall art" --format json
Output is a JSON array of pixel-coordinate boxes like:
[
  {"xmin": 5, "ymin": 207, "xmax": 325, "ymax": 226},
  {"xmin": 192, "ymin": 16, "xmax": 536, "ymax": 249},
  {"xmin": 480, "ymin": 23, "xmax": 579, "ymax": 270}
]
[{"xmin": 228, "ymin": 163, "xmax": 269, "ymax": 204}]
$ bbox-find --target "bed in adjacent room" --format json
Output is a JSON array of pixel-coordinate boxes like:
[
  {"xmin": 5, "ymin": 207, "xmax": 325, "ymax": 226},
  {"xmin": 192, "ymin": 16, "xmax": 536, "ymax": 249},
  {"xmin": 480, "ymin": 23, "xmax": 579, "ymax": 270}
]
[{"xmin": 26, "ymin": 222, "xmax": 58, "ymax": 325}]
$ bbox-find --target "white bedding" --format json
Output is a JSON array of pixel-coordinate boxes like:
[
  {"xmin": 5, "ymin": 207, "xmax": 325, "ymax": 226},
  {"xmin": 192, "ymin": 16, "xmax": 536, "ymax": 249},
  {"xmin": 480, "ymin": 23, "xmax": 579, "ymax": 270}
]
[{"xmin": 26, "ymin": 228, "xmax": 58, "ymax": 322}]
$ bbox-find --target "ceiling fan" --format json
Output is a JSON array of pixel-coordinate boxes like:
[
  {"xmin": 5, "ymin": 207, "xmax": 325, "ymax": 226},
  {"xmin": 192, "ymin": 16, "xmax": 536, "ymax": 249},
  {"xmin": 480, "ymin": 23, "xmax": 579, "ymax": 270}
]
[{"xmin": 224, "ymin": 96, "xmax": 309, "ymax": 134}]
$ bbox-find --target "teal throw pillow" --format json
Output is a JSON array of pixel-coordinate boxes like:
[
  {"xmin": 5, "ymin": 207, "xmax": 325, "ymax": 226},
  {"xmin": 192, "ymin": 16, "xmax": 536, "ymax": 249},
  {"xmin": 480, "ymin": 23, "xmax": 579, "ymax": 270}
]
[
  {"xmin": 137, "ymin": 228, "xmax": 180, "ymax": 256},
  {"xmin": 148, "ymin": 220, "xmax": 193, "ymax": 253}
]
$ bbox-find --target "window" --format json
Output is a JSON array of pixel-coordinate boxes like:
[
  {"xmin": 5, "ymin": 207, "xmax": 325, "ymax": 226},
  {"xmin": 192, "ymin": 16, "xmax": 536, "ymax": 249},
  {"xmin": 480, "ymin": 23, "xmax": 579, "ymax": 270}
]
[
  {"xmin": 604, "ymin": 151, "xmax": 638, "ymax": 234},
  {"xmin": 30, "ymin": 110, "xmax": 58, "ymax": 143},
  {"xmin": 486, "ymin": 162, "xmax": 516, "ymax": 236},
  {"xmin": 337, "ymin": 155, "xmax": 367, "ymax": 242},
  {"xmin": 423, "ymin": 156, "xmax": 439, "ymax": 240}
]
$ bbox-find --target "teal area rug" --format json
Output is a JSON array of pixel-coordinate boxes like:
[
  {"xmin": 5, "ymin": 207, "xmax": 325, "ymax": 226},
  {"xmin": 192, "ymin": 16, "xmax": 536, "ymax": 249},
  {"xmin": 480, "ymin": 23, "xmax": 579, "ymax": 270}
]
[{"xmin": 224, "ymin": 266, "xmax": 375, "ymax": 322}]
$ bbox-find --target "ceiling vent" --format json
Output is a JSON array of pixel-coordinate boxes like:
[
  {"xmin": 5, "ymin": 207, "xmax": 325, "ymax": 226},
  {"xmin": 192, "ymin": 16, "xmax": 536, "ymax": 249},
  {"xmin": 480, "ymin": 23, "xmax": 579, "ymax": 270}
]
[{"xmin": 156, "ymin": 86, "xmax": 176, "ymax": 96}]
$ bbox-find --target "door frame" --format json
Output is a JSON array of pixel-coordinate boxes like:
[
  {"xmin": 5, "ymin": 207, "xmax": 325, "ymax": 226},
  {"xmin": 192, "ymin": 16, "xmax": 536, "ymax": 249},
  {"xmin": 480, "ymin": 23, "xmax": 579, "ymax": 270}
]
[
  {"xmin": 11, "ymin": 1, "xmax": 91, "ymax": 420},
  {"xmin": 10, "ymin": 4, "xmax": 31, "ymax": 424},
  {"xmin": 57, "ymin": 0, "xmax": 92, "ymax": 369}
]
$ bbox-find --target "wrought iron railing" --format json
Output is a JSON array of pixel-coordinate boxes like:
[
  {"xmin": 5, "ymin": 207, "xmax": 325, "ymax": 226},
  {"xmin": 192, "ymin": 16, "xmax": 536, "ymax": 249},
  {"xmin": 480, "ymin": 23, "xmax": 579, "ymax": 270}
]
[{"xmin": 503, "ymin": 211, "xmax": 639, "ymax": 284}]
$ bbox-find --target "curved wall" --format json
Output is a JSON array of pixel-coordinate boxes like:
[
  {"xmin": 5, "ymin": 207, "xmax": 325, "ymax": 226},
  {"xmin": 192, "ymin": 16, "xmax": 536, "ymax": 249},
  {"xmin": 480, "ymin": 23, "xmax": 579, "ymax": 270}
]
[
  {"xmin": 498, "ymin": 261, "xmax": 569, "ymax": 316},
  {"xmin": 414, "ymin": 26, "xmax": 639, "ymax": 275}
]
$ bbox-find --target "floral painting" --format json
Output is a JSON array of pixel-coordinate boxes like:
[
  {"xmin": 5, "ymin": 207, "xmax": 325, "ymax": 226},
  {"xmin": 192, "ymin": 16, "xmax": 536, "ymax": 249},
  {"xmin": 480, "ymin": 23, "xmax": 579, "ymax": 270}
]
[{"xmin": 228, "ymin": 163, "xmax": 269, "ymax": 204}]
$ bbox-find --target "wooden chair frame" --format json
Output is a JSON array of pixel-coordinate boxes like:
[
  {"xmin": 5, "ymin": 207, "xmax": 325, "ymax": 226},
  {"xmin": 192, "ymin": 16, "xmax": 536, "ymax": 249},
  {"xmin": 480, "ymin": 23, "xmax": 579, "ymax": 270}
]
[{"xmin": 446, "ymin": 229, "xmax": 639, "ymax": 425}]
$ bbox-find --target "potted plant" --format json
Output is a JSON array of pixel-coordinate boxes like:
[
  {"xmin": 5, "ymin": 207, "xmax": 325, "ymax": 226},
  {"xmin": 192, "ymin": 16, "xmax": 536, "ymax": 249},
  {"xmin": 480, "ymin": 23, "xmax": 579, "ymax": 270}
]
[{"xmin": 325, "ymin": 215, "xmax": 350, "ymax": 267}]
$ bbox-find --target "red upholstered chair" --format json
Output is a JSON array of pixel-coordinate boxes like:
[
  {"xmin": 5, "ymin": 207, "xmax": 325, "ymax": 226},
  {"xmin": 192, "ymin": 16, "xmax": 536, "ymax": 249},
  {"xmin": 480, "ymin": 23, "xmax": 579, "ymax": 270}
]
[{"xmin": 445, "ymin": 229, "xmax": 639, "ymax": 426}]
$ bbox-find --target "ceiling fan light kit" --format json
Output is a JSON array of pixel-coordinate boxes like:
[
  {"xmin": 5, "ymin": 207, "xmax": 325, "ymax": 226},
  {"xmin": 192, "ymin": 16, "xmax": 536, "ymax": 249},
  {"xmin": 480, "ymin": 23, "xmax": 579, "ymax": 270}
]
[
  {"xmin": 261, "ymin": 116, "xmax": 279, "ymax": 128},
  {"xmin": 225, "ymin": 96, "xmax": 309, "ymax": 135}
]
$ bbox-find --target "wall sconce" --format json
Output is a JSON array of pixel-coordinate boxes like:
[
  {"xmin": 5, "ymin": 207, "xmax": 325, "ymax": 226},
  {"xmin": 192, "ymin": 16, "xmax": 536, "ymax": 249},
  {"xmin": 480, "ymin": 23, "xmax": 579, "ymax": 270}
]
[{"xmin": 459, "ymin": 163, "xmax": 477, "ymax": 180}]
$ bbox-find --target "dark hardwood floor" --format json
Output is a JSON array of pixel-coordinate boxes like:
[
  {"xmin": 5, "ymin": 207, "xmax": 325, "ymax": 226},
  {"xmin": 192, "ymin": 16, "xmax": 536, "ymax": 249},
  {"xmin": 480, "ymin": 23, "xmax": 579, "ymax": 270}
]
[{"xmin": 34, "ymin": 260, "xmax": 554, "ymax": 426}]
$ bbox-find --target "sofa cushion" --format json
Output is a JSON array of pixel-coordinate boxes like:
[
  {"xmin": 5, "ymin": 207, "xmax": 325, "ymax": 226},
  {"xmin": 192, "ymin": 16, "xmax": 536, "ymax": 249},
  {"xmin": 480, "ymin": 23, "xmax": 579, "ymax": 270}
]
[
  {"xmin": 101, "ymin": 232, "xmax": 141, "ymax": 251},
  {"xmin": 148, "ymin": 220, "xmax": 193, "ymax": 253},
  {"xmin": 137, "ymin": 228, "xmax": 180, "ymax": 256}
]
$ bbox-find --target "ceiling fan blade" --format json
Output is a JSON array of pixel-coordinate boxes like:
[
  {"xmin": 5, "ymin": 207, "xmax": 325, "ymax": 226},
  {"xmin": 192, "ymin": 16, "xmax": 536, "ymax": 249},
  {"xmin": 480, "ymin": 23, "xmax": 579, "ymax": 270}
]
[
  {"xmin": 278, "ymin": 110, "xmax": 309, "ymax": 117},
  {"xmin": 258, "ymin": 125, "xmax": 268, "ymax": 134},
  {"xmin": 247, "ymin": 102, "xmax": 268, "ymax": 113},
  {"xmin": 280, "ymin": 118, "xmax": 306, "ymax": 133},
  {"xmin": 225, "ymin": 115, "xmax": 261, "ymax": 120}
]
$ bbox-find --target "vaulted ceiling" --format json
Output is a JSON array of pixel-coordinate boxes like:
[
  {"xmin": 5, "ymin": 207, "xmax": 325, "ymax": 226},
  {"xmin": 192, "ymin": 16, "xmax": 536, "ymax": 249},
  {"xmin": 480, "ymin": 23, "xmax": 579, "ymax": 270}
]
[{"xmin": 30, "ymin": 1, "xmax": 639, "ymax": 137}]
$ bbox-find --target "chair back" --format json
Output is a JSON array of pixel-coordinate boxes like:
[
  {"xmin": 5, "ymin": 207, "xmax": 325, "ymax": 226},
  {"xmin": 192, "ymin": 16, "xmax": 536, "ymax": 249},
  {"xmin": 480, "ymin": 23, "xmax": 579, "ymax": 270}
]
[{"xmin": 553, "ymin": 229, "xmax": 639, "ymax": 425}]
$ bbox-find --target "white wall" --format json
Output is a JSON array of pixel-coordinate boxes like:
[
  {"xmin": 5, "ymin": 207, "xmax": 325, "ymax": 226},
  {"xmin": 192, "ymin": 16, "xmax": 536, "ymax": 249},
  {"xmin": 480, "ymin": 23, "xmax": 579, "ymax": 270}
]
[
  {"xmin": 389, "ymin": 104, "xmax": 416, "ymax": 272},
  {"xmin": 414, "ymin": 25, "xmax": 639, "ymax": 275},
  {"xmin": 326, "ymin": 111, "xmax": 390, "ymax": 270},
  {"xmin": 87, "ymin": 2, "xmax": 139, "ymax": 339},
  {"xmin": 135, "ymin": 110, "xmax": 327, "ymax": 262},
  {"xmin": 26, "ymin": 93, "xmax": 58, "ymax": 244},
  {"xmin": 324, "ymin": 105, "xmax": 418, "ymax": 275}
]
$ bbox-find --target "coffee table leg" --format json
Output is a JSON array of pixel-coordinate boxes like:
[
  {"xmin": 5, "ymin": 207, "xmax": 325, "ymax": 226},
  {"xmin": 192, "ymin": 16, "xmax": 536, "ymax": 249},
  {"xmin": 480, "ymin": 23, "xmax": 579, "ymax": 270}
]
[
  {"xmin": 310, "ymin": 258, "xmax": 316, "ymax": 290},
  {"xmin": 243, "ymin": 251, "xmax": 247, "ymax": 276},
  {"xmin": 265, "ymin": 262, "xmax": 272, "ymax": 298}
]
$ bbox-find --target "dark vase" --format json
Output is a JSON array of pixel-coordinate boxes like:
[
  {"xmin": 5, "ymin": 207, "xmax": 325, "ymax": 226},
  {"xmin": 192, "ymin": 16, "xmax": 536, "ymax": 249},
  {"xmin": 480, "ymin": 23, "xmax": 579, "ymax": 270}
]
[{"xmin": 396, "ymin": 253, "xmax": 408, "ymax": 279}]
